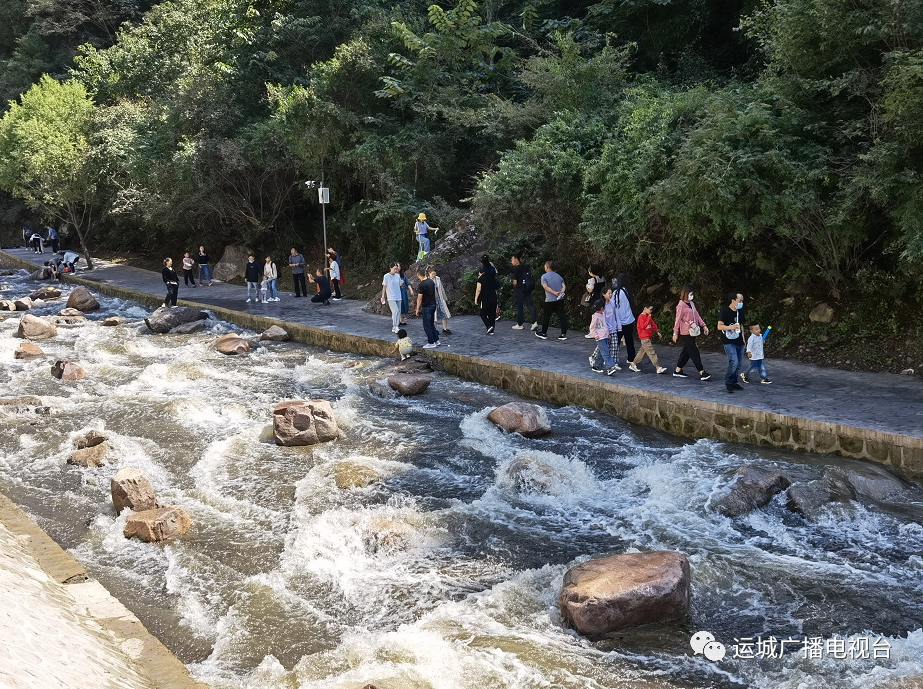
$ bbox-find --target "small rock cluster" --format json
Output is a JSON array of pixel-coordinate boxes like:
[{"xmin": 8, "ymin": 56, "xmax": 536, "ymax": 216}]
[{"xmin": 110, "ymin": 468, "xmax": 191, "ymax": 543}]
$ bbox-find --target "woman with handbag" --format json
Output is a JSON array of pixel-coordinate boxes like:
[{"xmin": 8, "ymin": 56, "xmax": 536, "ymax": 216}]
[{"xmin": 672, "ymin": 284, "xmax": 711, "ymax": 380}]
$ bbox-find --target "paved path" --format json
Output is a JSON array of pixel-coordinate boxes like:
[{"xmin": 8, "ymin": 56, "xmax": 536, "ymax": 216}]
[{"xmin": 4, "ymin": 246, "xmax": 923, "ymax": 440}]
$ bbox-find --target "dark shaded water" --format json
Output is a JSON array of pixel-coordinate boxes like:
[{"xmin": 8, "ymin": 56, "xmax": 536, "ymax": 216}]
[{"xmin": 2, "ymin": 269, "xmax": 923, "ymax": 688}]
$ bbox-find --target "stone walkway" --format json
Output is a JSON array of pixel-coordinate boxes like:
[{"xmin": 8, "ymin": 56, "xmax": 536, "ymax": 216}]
[{"xmin": 3, "ymin": 246, "xmax": 922, "ymax": 440}]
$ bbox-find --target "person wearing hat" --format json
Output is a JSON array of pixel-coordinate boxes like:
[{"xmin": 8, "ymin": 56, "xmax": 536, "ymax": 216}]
[{"xmin": 413, "ymin": 213, "xmax": 439, "ymax": 259}]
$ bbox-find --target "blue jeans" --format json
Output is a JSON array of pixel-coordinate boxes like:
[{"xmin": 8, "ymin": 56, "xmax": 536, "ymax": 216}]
[
  {"xmin": 746, "ymin": 359, "xmax": 767, "ymax": 379},
  {"xmin": 418, "ymin": 234, "xmax": 430, "ymax": 254},
  {"xmin": 198, "ymin": 264, "xmax": 210, "ymax": 283},
  {"xmin": 514, "ymin": 288, "xmax": 536, "ymax": 326},
  {"xmin": 421, "ymin": 304, "xmax": 438, "ymax": 343},
  {"xmin": 247, "ymin": 282, "xmax": 259, "ymax": 299},
  {"xmin": 724, "ymin": 343, "xmax": 745, "ymax": 385},
  {"xmin": 592, "ymin": 340, "xmax": 615, "ymax": 368}
]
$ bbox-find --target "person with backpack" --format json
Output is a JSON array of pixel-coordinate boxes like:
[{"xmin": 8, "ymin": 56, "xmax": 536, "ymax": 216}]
[
  {"xmin": 612, "ymin": 273, "xmax": 637, "ymax": 365},
  {"xmin": 474, "ymin": 255, "xmax": 499, "ymax": 335},
  {"xmin": 510, "ymin": 255, "xmax": 538, "ymax": 330}
]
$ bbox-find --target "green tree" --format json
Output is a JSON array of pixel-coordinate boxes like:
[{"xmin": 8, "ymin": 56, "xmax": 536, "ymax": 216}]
[{"xmin": 0, "ymin": 75, "xmax": 98, "ymax": 267}]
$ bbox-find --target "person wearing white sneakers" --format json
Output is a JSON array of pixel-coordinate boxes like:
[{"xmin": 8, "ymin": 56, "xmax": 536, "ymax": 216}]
[
  {"xmin": 244, "ymin": 255, "xmax": 260, "ymax": 303},
  {"xmin": 415, "ymin": 267, "xmax": 441, "ymax": 348},
  {"xmin": 381, "ymin": 263, "xmax": 403, "ymax": 333},
  {"xmin": 261, "ymin": 255, "xmax": 278, "ymax": 302},
  {"xmin": 628, "ymin": 303, "xmax": 668, "ymax": 374}
]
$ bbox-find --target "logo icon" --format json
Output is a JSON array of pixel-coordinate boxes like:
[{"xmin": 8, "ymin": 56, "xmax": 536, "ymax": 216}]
[{"xmin": 691, "ymin": 631, "xmax": 725, "ymax": 662}]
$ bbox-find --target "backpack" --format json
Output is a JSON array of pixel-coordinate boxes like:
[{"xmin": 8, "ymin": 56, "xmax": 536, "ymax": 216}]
[{"xmin": 522, "ymin": 267, "xmax": 534, "ymax": 292}]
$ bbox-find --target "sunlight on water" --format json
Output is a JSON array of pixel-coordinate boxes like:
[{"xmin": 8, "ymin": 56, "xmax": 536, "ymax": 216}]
[{"xmin": 1, "ymin": 268, "xmax": 923, "ymax": 689}]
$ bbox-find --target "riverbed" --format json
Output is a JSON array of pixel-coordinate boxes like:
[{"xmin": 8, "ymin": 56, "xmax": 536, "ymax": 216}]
[{"xmin": 2, "ymin": 270, "xmax": 923, "ymax": 689}]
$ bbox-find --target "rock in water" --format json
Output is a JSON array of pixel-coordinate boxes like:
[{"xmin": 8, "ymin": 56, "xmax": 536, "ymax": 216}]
[
  {"xmin": 65, "ymin": 286, "xmax": 100, "ymax": 312},
  {"xmin": 785, "ymin": 475, "xmax": 854, "ymax": 519},
  {"xmin": 333, "ymin": 462, "xmax": 381, "ymax": 488},
  {"xmin": 28, "ymin": 285, "xmax": 61, "ymax": 300},
  {"xmin": 487, "ymin": 402, "xmax": 552, "ymax": 438},
  {"xmin": 101, "ymin": 316, "xmax": 120, "ymax": 326},
  {"xmin": 58, "ymin": 307, "xmax": 83, "ymax": 317},
  {"xmin": 144, "ymin": 306, "xmax": 208, "ymax": 333},
  {"xmin": 0, "ymin": 300, "xmax": 16, "ymax": 311},
  {"xmin": 16, "ymin": 314, "xmax": 57, "ymax": 340},
  {"xmin": 123, "ymin": 506, "xmax": 191, "ymax": 542},
  {"xmin": 711, "ymin": 465, "xmax": 791, "ymax": 517},
  {"xmin": 215, "ymin": 334, "xmax": 251, "ymax": 355},
  {"xmin": 387, "ymin": 373, "xmax": 430, "ymax": 396},
  {"xmin": 68, "ymin": 443, "xmax": 109, "ymax": 468},
  {"xmin": 14, "ymin": 343, "xmax": 44, "ymax": 359},
  {"xmin": 111, "ymin": 468, "xmax": 158, "ymax": 515},
  {"xmin": 73, "ymin": 429, "xmax": 108, "ymax": 449},
  {"xmin": 13, "ymin": 297, "xmax": 33, "ymax": 311},
  {"xmin": 368, "ymin": 381, "xmax": 398, "ymax": 399},
  {"xmin": 273, "ymin": 400, "xmax": 339, "ymax": 446},
  {"xmin": 169, "ymin": 320, "xmax": 206, "ymax": 334},
  {"xmin": 843, "ymin": 463, "xmax": 908, "ymax": 502},
  {"xmin": 558, "ymin": 551, "xmax": 691, "ymax": 635},
  {"xmin": 51, "ymin": 360, "xmax": 85, "ymax": 381},
  {"xmin": 260, "ymin": 325, "xmax": 290, "ymax": 341}
]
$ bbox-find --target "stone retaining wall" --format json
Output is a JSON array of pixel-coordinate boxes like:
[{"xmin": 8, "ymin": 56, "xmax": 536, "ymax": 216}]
[{"xmin": 3, "ymin": 250, "xmax": 921, "ymax": 480}]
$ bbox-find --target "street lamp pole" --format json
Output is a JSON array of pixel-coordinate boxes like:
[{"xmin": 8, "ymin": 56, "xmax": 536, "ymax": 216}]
[{"xmin": 305, "ymin": 180, "xmax": 330, "ymax": 264}]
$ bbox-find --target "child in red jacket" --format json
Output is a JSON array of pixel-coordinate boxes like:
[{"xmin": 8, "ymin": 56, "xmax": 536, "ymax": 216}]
[{"xmin": 629, "ymin": 303, "xmax": 668, "ymax": 374}]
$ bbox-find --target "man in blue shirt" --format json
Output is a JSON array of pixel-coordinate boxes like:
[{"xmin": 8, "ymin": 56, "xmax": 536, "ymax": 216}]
[{"xmin": 46, "ymin": 226, "xmax": 59, "ymax": 253}]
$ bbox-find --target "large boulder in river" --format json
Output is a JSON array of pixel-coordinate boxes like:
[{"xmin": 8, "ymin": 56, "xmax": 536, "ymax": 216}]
[
  {"xmin": 842, "ymin": 463, "xmax": 908, "ymax": 502},
  {"xmin": 260, "ymin": 325, "xmax": 290, "ymax": 341},
  {"xmin": 68, "ymin": 443, "xmax": 109, "ymax": 468},
  {"xmin": 14, "ymin": 343, "xmax": 44, "ymax": 359},
  {"xmin": 215, "ymin": 334, "xmax": 251, "ymax": 355},
  {"xmin": 333, "ymin": 462, "xmax": 381, "ymax": 489},
  {"xmin": 16, "ymin": 314, "xmax": 57, "ymax": 340},
  {"xmin": 65, "ymin": 286, "xmax": 99, "ymax": 312},
  {"xmin": 101, "ymin": 316, "xmax": 120, "ymax": 327},
  {"xmin": 487, "ymin": 402, "xmax": 552, "ymax": 438},
  {"xmin": 13, "ymin": 297, "xmax": 33, "ymax": 311},
  {"xmin": 710, "ymin": 465, "xmax": 791, "ymax": 517},
  {"xmin": 558, "ymin": 551, "xmax": 691, "ymax": 635},
  {"xmin": 28, "ymin": 285, "xmax": 61, "ymax": 300},
  {"xmin": 169, "ymin": 320, "xmax": 206, "ymax": 334},
  {"xmin": 212, "ymin": 244, "xmax": 250, "ymax": 282},
  {"xmin": 144, "ymin": 306, "xmax": 208, "ymax": 334},
  {"xmin": 73, "ymin": 429, "xmax": 108, "ymax": 449},
  {"xmin": 51, "ymin": 360, "xmax": 85, "ymax": 381},
  {"xmin": 111, "ymin": 467, "xmax": 159, "ymax": 515},
  {"xmin": 786, "ymin": 475, "xmax": 854, "ymax": 519},
  {"xmin": 387, "ymin": 373, "xmax": 430, "ymax": 396},
  {"xmin": 123, "ymin": 506, "xmax": 191, "ymax": 542},
  {"xmin": 273, "ymin": 399, "xmax": 339, "ymax": 446},
  {"xmin": 0, "ymin": 299, "xmax": 17, "ymax": 311}
]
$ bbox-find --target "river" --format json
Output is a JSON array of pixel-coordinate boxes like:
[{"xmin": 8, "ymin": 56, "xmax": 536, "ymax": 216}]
[{"xmin": 2, "ymin": 270, "xmax": 923, "ymax": 689}]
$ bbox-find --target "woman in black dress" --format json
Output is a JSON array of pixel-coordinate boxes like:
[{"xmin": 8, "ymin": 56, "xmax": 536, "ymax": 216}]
[{"xmin": 162, "ymin": 258, "xmax": 179, "ymax": 307}]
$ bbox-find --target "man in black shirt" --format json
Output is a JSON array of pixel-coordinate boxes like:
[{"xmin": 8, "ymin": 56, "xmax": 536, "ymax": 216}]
[
  {"xmin": 308, "ymin": 268, "xmax": 332, "ymax": 305},
  {"xmin": 718, "ymin": 292, "xmax": 746, "ymax": 393},
  {"xmin": 475, "ymin": 256, "xmax": 499, "ymax": 335},
  {"xmin": 510, "ymin": 255, "xmax": 537, "ymax": 330},
  {"xmin": 415, "ymin": 268, "xmax": 440, "ymax": 347}
]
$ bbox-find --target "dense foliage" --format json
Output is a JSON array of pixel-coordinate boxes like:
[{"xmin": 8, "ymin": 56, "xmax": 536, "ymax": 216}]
[{"xmin": 0, "ymin": 0, "xmax": 922, "ymax": 309}]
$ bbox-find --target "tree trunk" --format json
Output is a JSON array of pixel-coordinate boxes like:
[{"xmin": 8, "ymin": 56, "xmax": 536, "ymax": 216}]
[{"xmin": 64, "ymin": 202, "xmax": 94, "ymax": 270}]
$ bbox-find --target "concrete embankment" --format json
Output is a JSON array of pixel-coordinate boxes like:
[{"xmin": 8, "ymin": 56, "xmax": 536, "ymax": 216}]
[
  {"xmin": 0, "ymin": 492, "xmax": 205, "ymax": 689},
  {"xmin": 2, "ymin": 247, "xmax": 922, "ymax": 481}
]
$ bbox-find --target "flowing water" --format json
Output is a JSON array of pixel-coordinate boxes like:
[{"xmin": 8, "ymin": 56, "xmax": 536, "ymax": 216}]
[{"xmin": 2, "ymin": 269, "xmax": 923, "ymax": 689}]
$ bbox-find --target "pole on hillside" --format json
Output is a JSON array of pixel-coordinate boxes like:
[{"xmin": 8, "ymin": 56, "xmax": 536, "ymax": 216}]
[{"xmin": 319, "ymin": 185, "xmax": 329, "ymax": 263}]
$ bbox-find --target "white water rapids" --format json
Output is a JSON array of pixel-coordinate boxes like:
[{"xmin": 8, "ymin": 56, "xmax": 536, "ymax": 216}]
[{"xmin": 2, "ymin": 270, "xmax": 923, "ymax": 689}]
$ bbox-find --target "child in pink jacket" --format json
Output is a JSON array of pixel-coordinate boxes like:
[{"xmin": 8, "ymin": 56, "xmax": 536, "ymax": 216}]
[{"xmin": 589, "ymin": 299, "xmax": 618, "ymax": 375}]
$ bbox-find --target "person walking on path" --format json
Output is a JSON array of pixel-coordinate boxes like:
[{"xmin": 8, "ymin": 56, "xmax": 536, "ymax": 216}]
[
  {"xmin": 584, "ymin": 267, "xmax": 607, "ymax": 330},
  {"xmin": 510, "ymin": 255, "xmax": 538, "ymax": 330},
  {"xmin": 197, "ymin": 246, "xmax": 212, "ymax": 286},
  {"xmin": 261, "ymin": 256, "xmax": 278, "ymax": 302},
  {"xmin": 162, "ymin": 258, "xmax": 179, "ymax": 307},
  {"xmin": 590, "ymin": 287, "xmax": 620, "ymax": 371},
  {"xmin": 612, "ymin": 273, "xmax": 636, "ymax": 364},
  {"xmin": 474, "ymin": 255, "xmax": 499, "ymax": 335},
  {"xmin": 288, "ymin": 248, "xmax": 307, "ymax": 297},
  {"xmin": 182, "ymin": 252, "xmax": 197, "ymax": 288},
  {"xmin": 413, "ymin": 213, "xmax": 439, "ymax": 259},
  {"xmin": 46, "ymin": 226, "xmax": 59, "ymax": 253},
  {"xmin": 742, "ymin": 324, "xmax": 772, "ymax": 384},
  {"xmin": 381, "ymin": 263, "xmax": 403, "ymax": 333},
  {"xmin": 308, "ymin": 268, "xmax": 332, "ymax": 305},
  {"xmin": 428, "ymin": 266, "xmax": 452, "ymax": 335},
  {"xmin": 327, "ymin": 254, "xmax": 341, "ymax": 300},
  {"xmin": 629, "ymin": 303, "xmax": 668, "ymax": 373},
  {"xmin": 589, "ymin": 299, "xmax": 619, "ymax": 375},
  {"xmin": 244, "ymin": 255, "xmax": 261, "ymax": 302},
  {"xmin": 415, "ymin": 267, "xmax": 441, "ymax": 348},
  {"xmin": 672, "ymin": 285, "xmax": 711, "ymax": 380},
  {"xmin": 398, "ymin": 264, "xmax": 413, "ymax": 325},
  {"xmin": 718, "ymin": 292, "xmax": 747, "ymax": 393},
  {"xmin": 536, "ymin": 261, "xmax": 568, "ymax": 340}
]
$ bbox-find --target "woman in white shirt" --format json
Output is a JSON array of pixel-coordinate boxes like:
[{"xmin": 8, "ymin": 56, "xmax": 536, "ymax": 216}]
[
  {"xmin": 261, "ymin": 256, "xmax": 279, "ymax": 302},
  {"xmin": 327, "ymin": 255, "xmax": 341, "ymax": 300}
]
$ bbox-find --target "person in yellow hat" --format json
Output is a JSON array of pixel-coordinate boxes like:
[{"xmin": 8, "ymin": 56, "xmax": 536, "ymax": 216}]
[{"xmin": 413, "ymin": 212, "xmax": 439, "ymax": 259}]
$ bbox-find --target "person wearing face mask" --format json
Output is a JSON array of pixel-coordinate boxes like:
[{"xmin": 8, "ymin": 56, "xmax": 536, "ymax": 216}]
[
  {"xmin": 672, "ymin": 284, "xmax": 711, "ymax": 380},
  {"xmin": 718, "ymin": 292, "xmax": 746, "ymax": 393}
]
